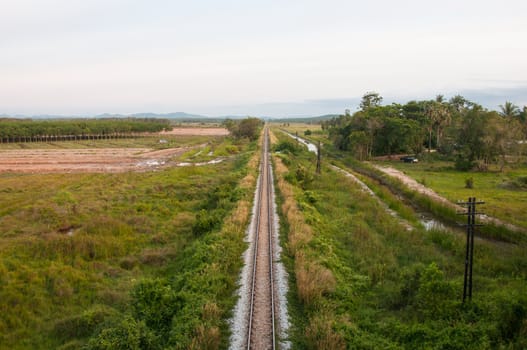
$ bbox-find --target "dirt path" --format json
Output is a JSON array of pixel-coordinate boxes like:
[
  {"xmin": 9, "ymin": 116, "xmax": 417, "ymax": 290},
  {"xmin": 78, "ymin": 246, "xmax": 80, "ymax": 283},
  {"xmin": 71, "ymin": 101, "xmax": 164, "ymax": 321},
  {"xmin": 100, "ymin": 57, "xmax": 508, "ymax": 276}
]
[
  {"xmin": 373, "ymin": 165, "xmax": 461, "ymax": 210},
  {"xmin": 374, "ymin": 165, "xmax": 526, "ymax": 233}
]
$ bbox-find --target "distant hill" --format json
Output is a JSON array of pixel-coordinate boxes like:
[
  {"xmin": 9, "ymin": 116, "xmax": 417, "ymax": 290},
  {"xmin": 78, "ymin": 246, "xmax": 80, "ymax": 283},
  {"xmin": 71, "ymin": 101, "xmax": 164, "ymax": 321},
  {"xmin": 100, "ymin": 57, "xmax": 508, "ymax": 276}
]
[
  {"xmin": 95, "ymin": 112, "xmax": 209, "ymax": 119},
  {"xmin": 270, "ymin": 114, "xmax": 338, "ymax": 124}
]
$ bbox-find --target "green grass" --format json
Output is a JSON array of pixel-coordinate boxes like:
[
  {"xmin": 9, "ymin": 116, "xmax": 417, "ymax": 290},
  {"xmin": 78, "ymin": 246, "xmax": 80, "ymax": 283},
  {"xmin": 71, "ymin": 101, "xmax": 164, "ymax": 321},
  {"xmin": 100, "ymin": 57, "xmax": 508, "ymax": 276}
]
[
  {"xmin": 380, "ymin": 160, "xmax": 527, "ymax": 230},
  {"xmin": 0, "ymin": 137, "xmax": 256, "ymax": 349},
  {"xmin": 272, "ymin": 131, "xmax": 527, "ymax": 349},
  {"xmin": 270, "ymin": 122, "xmax": 327, "ymax": 144},
  {"xmin": 178, "ymin": 137, "xmax": 240, "ymax": 162}
]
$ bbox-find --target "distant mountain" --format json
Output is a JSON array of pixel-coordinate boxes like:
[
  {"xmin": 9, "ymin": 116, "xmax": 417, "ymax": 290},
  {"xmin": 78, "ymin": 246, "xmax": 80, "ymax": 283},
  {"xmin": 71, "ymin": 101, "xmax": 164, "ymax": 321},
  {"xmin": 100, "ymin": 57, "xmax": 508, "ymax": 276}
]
[
  {"xmin": 270, "ymin": 114, "xmax": 338, "ymax": 123},
  {"xmin": 95, "ymin": 112, "xmax": 209, "ymax": 119},
  {"xmin": 219, "ymin": 115, "xmax": 251, "ymax": 120},
  {"xmin": 133, "ymin": 112, "xmax": 209, "ymax": 119}
]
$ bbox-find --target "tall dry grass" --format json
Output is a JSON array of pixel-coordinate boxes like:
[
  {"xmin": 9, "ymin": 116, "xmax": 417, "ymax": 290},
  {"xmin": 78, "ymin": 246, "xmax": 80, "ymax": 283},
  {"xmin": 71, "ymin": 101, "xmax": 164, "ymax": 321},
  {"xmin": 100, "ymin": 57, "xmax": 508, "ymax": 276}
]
[
  {"xmin": 189, "ymin": 325, "xmax": 221, "ymax": 350},
  {"xmin": 269, "ymin": 129, "xmax": 341, "ymax": 346},
  {"xmin": 304, "ymin": 314, "xmax": 346, "ymax": 350},
  {"xmin": 272, "ymin": 152, "xmax": 313, "ymax": 255},
  {"xmin": 295, "ymin": 251, "xmax": 336, "ymax": 305}
]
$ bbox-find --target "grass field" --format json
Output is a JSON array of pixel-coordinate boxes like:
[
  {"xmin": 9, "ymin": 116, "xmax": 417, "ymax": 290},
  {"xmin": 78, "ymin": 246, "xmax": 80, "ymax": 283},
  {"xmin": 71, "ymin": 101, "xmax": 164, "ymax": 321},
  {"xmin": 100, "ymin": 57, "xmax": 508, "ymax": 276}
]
[
  {"xmin": 270, "ymin": 122, "xmax": 326, "ymax": 144},
  {"xmin": 271, "ymin": 130, "xmax": 527, "ymax": 349},
  {"xmin": 0, "ymin": 135, "xmax": 257, "ymax": 349},
  {"xmin": 378, "ymin": 160, "xmax": 527, "ymax": 230}
]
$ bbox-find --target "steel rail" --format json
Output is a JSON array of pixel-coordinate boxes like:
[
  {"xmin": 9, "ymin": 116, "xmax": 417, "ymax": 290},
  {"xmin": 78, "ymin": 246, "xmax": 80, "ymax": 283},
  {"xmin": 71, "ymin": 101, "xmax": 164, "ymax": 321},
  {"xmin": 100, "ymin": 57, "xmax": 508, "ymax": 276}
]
[
  {"xmin": 265, "ymin": 128, "xmax": 277, "ymax": 350},
  {"xmin": 246, "ymin": 127, "xmax": 276, "ymax": 350}
]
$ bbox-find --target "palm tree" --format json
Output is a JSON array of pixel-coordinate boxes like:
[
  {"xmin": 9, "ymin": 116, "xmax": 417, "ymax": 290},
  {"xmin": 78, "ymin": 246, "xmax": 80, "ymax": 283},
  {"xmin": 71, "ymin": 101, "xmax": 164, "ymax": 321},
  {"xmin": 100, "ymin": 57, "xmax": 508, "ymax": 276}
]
[
  {"xmin": 499, "ymin": 101, "xmax": 520, "ymax": 118},
  {"xmin": 424, "ymin": 100, "xmax": 452, "ymax": 152}
]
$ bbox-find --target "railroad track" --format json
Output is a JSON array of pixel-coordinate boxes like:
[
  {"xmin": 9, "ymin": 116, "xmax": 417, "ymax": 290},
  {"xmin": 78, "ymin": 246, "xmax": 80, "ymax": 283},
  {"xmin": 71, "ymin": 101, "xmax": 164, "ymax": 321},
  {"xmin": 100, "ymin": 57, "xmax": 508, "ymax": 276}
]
[{"xmin": 246, "ymin": 127, "xmax": 276, "ymax": 349}]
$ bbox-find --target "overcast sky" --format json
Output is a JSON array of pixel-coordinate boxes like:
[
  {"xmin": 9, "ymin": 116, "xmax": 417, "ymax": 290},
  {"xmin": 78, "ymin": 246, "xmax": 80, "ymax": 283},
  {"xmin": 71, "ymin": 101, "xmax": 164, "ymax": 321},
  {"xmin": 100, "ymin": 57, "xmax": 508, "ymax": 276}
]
[{"xmin": 1, "ymin": 0, "xmax": 526, "ymax": 117}]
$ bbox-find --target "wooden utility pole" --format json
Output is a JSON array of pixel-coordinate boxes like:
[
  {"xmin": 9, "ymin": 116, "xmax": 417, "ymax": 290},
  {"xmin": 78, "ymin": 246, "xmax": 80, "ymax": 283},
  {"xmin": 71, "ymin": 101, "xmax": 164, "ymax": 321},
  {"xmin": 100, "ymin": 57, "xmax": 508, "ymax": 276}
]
[
  {"xmin": 458, "ymin": 197, "xmax": 484, "ymax": 303},
  {"xmin": 316, "ymin": 141, "xmax": 321, "ymax": 174}
]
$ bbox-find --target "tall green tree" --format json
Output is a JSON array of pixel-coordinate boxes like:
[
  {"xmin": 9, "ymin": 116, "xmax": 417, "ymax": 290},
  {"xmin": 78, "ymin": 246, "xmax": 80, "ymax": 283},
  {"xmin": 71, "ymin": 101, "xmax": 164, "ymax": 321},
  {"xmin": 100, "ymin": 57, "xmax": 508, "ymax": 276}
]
[
  {"xmin": 223, "ymin": 117, "xmax": 262, "ymax": 140},
  {"xmin": 360, "ymin": 92, "xmax": 383, "ymax": 111},
  {"xmin": 499, "ymin": 101, "xmax": 520, "ymax": 118}
]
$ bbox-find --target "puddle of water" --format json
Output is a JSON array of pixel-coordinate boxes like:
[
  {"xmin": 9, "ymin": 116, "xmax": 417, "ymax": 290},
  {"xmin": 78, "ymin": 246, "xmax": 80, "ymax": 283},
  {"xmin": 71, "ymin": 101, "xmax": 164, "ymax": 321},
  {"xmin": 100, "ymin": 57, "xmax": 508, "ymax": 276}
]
[
  {"xmin": 176, "ymin": 158, "xmax": 225, "ymax": 167},
  {"xmin": 283, "ymin": 131, "xmax": 318, "ymax": 153},
  {"xmin": 136, "ymin": 159, "xmax": 165, "ymax": 167},
  {"xmin": 419, "ymin": 214, "xmax": 447, "ymax": 231}
]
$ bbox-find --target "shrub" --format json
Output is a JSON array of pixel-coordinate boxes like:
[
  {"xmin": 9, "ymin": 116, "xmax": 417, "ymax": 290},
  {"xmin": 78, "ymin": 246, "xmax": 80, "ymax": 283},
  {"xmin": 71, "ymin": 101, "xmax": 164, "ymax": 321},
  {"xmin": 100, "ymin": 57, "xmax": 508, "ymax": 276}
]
[
  {"xmin": 53, "ymin": 306, "xmax": 117, "ymax": 340},
  {"xmin": 455, "ymin": 156, "xmax": 474, "ymax": 171},
  {"xmin": 296, "ymin": 165, "xmax": 314, "ymax": 189},
  {"xmin": 86, "ymin": 315, "xmax": 159, "ymax": 350},
  {"xmin": 415, "ymin": 263, "xmax": 455, "ymax": 319},
  {"xmin": 131, "ymin": 279, "xmax": 182, "ymax": 334},
  {"xmin": 273, "ymin": 140, "xmax": 301, "ymax": 155},
  {"xmin": 494, "ymin": 293, "xmax": 527, "ymax": 343},
  {"xmin": 192, "ymin": 209, "xmax": 223, "ymax": 236}
]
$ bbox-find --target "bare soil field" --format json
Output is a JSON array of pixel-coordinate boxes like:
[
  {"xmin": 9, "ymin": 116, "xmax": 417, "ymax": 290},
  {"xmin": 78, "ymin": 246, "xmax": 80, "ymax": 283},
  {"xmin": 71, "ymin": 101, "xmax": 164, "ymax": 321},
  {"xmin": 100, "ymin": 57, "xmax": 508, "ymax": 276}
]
[
  {"xmin": 0, "ymin": 128, "xmax": 229, "ymax": 173},
  {"xmin": 0, "ymin": 147, "xmax": 193, "ymax": 173},
  {"xmin": 160, "ymin": 127, "xmax": 229, "ymax": 136}
]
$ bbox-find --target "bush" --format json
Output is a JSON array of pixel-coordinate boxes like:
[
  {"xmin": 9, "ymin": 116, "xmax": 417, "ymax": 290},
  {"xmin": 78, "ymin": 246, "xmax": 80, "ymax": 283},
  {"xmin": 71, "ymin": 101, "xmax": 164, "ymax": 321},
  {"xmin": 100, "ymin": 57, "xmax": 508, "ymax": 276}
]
[
  {"xmin": 493, "ymin": 293, "xmax": 527, "ymax": 343},
  {"xmin": 192, "ymin": 209, "xmax": 224, "ymax": 236},
  {"xmin": 295, "ymin": 165, "xmax": 314, "ymax": 189},
  {"xmin": 415, "ymin": 263, "xmax": 456, "ymax": 319},
  {"xmin": 86, "ymin": 315, "xmax": 159, "ymax": 350},
  {"xmin": 455, "ymin": 156, "xmax": 474, "ymax": 171},
  {"xmin": 131, "ymin": 278, "xmax": 182, "ymax": 334},
  {"xmin": 273, "ymin": 140, "xmax": 301, "ymax": 155},
  {"xmin": 53, "ymin": 306, "xmax": 117, "ymax": 340}
]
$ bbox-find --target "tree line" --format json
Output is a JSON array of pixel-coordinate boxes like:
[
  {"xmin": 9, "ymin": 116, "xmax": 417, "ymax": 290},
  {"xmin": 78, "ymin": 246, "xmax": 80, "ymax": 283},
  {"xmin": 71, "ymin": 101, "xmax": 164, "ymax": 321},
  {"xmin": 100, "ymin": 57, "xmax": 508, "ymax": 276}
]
[
  {"xmin": 0, "ymin": 118, "xmax": 171, "ymax": 143},
  {"xmin": 323, "ymin": 92, "xmax": 527, "ymax": 170}
]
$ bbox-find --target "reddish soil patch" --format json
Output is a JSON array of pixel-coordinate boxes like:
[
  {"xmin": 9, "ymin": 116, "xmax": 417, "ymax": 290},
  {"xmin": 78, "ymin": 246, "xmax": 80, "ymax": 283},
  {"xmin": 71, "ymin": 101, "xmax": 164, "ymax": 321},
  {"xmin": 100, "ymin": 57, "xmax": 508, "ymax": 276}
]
[
  {"xmin": 160, "ymin": 127, "xmax": 229, "ymax": 136},
  {"xmin": 0, "ymin": 147, "xmax": 191, "ymax": 173}
]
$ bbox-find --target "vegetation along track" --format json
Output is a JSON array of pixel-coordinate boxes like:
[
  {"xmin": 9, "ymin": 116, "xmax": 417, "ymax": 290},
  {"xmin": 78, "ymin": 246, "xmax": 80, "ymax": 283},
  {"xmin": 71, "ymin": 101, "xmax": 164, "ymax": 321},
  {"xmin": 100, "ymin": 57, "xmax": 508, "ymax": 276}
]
[{"xmin": 246, "ymin": 127, "xmax": 277, "ymax": 349}]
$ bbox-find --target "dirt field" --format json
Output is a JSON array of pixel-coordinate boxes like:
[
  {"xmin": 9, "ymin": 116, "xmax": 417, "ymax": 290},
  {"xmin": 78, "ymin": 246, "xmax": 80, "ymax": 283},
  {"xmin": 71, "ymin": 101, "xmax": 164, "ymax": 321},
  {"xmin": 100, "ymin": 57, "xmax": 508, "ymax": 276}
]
[
  {"xmin": 0, "ymin": 147, "xmax": 194, "ymax": 173},
  {"xmin": 160, "ymin": 127, "xmax": 229, "ymax": 136},
  {"xmin": 0, "ymin": 127, "xmax": 229, "ymax": 173}
]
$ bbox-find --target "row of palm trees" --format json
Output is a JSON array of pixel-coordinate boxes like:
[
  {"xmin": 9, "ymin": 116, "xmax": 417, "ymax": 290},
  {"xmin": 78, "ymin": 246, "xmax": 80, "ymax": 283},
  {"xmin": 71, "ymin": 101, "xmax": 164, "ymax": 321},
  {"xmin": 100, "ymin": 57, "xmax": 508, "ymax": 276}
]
[{"xmin": 0, "ymin": 118, "xmax": 171, "ymax": 143}]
